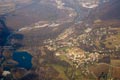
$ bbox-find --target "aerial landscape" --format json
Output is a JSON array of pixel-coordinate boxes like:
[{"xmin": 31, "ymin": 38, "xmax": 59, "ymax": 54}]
[{"xmin": 0, "ymin": 0, "xmax": 120, "ymax": 80}]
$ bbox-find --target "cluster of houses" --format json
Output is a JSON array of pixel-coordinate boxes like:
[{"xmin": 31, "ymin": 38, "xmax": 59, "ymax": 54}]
[{"xmin": 44, "ymin": 25, "xmax": 120, "ymax": 59}]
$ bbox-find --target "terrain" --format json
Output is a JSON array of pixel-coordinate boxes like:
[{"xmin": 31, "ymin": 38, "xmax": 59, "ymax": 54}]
[{"xmin": 0, "ymin": 0, "xmax": 120, "ymax": 80}]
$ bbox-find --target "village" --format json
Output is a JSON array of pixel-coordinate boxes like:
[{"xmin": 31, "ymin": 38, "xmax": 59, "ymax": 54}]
[{"xmin": 44, "ymin": 23, "xmax": 120, "ymax": 54}]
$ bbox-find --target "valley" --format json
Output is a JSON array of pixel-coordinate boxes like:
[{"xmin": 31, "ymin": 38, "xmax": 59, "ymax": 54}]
[{"xmin": 0, "ymin": 0, "xmax": 120, "ymax": 80}]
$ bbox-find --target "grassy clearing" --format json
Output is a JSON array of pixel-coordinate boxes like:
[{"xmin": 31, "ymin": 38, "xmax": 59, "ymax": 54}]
[
  {"xmin": 58, "ymin": 54, "xmax": 73, "ymax": 65},
  {"xmin": 51, "ymin": 64, "xmax": 69, "ymax": 80},
  {"xmin": 104, "ymin": 33, "xmax": 120, "ymax": 48},
  {"xmin": 111, "ymin": 59, "xmax": 120, "ymax": 67}
]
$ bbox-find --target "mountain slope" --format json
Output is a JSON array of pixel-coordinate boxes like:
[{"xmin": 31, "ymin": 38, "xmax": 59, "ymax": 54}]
[{"xmin": 92, "ymin": 0, "xmax": 120, "ymax": 20}]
